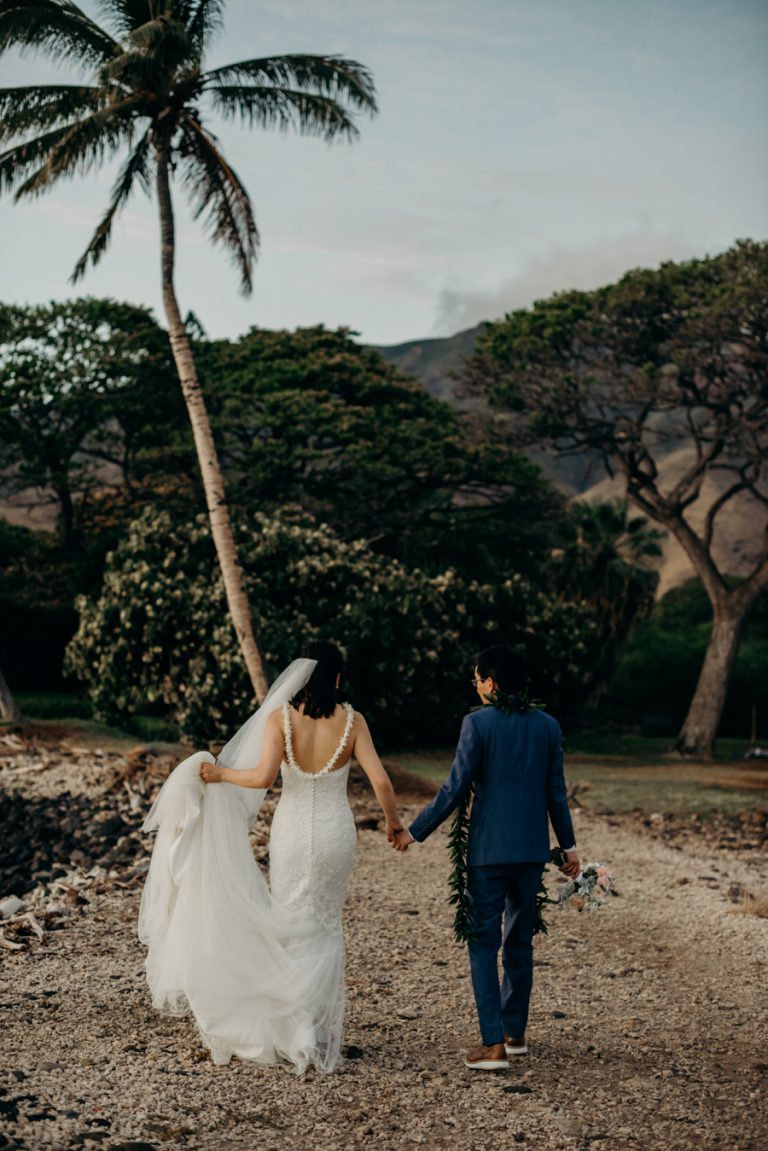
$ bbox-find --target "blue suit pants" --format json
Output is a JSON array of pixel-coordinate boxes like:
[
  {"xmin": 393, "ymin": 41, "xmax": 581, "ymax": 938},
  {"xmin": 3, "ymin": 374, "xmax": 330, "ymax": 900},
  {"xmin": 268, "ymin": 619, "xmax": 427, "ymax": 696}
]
[{"xmin": 466, "ymin": 862, "xmax": 544, "ymax": 1046}]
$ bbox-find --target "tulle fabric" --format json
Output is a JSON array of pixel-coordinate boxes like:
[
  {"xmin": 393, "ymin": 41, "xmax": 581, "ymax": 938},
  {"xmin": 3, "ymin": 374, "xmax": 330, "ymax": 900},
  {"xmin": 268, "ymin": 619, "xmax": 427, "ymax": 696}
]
[
  {"xmin": 137, "ymin": 659, "xmax": 349, "ymax": 1073},
  {"xmin": 141, "ymin": 659, "xmax": 317, "ymax": 832}
]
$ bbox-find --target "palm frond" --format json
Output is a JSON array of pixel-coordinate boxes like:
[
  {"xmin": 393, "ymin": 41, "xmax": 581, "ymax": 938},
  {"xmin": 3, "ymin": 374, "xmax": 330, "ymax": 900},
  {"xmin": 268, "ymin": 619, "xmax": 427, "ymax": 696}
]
[
  {"xmin": 0, "ymin": 84, "xmax": 100, "ymax": 144},
  {"xmin": 125, "ymin": 12, "xmax": 195, "ymax": 70},
  {"xmin": 0, "ymin": 102, "xmax": 138, "ymax": 199},
  {"xmin": 186, "ymin": 0, "xmax": 223, "ymax": 49},
  {"xmin": 0, "ymin": 0, "xmax": 118, "ymax": 67},
  {"xmin": 207, "ymin": 84, "xmax": 359, "ymax": 142},
  {"xmin": 98, "ymin": 47, "xmax": 202, "ymax": 106},
  {"xmin": 93, "ymin": 1, "xmax": 210, "ymax": 45},
  {"xmin": 204, "ymin": 53, "xmax": 378, "ymax": 115},
  {"xmin": 71, "ymin": 124, "xmax": 152, "ymax": 281},
  {"xmin": 0, "ymin": 120, "xmax": 82, "ymax": 193},
  {"xmin": 178, "ymin": 113, "xmax": 258, "ymax": 293},
  {"xmin": 94, "ymin": 2, "xmax": 159, "ymax": 35}
]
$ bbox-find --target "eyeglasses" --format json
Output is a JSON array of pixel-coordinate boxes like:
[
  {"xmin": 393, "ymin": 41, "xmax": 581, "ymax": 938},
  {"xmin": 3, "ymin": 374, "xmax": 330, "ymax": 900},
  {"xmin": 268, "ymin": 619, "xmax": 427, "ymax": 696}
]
[{"xmin": 470, "ymin": 677, "xmax": 485, "ymax": 687}]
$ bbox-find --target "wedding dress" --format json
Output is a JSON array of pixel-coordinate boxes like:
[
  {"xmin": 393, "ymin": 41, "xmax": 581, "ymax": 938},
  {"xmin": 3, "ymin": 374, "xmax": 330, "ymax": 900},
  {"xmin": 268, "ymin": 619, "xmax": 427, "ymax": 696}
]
[{"xmin": 137, "ymin": 659, "xmax": 357, "ymax": 1074}]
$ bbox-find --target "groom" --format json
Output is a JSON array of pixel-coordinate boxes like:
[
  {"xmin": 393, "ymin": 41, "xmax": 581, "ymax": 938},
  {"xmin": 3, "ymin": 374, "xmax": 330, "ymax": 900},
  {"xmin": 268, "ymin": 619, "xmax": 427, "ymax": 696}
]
[{"xmin": 392, "ymin": 645, "xmax": 580, "ymax": 1070}]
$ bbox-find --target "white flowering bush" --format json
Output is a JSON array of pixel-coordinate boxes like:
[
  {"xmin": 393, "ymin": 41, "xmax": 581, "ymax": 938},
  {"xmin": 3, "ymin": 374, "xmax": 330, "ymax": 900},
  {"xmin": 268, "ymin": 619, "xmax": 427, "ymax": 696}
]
[{"xmin": 64, "ymin": 506, "xmax": 600, "ymax": 744}]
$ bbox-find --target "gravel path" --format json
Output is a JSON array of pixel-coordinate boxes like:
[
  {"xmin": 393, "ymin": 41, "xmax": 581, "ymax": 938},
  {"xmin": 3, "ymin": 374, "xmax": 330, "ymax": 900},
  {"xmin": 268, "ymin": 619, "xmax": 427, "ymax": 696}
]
[{"xmin": 1, "ymin": 753, "xmax": 767, "ymax": 1151}]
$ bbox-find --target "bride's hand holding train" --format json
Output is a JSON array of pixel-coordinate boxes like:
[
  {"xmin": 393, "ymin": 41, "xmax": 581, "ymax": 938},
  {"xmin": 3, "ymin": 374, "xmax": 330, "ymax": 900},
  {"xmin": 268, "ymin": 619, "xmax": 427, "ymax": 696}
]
[
  {"xmin": 199, "ymin": 761, "xmax": 223, "ymax": 783},
  {"xmin": 199, "ymin": 712, "xmax": 285, "ymax": 789}
]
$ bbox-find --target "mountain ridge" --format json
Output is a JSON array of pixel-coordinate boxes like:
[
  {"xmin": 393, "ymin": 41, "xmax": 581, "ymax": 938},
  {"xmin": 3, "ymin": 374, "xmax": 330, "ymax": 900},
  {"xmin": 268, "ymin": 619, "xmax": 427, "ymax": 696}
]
[{"xmin": 371, "ymin": 324, "xmax": 485, "ymax": 406}]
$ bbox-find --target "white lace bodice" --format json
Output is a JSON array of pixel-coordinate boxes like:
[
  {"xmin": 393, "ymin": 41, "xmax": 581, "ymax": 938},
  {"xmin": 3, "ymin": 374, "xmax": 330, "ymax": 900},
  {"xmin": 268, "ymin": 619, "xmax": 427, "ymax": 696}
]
[{"xmin": 281, "ymin": 700, "xmax": 355, "ymax": 778}]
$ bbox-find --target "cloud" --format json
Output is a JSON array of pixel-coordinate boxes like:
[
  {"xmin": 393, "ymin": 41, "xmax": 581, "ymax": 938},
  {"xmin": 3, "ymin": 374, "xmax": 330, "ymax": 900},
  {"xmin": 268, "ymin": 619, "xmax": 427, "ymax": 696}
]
[{"xmin": 431, "ymin": 229, "xmax": 704, "ymax": 334}]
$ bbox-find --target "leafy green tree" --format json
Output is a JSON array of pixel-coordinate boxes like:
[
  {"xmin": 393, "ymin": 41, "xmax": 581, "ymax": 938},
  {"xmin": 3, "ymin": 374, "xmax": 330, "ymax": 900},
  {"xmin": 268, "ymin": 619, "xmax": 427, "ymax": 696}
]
[
  {"xmin": 465, "ymin": 241, "xmax": 768, "ymax": 758},
  {"xmin": 0, "ymin": 309, "xmax": 573, "ymax": 700},
  {"xmin": 193, "ymin": 324, "xmax": 564, "ymax": 577},
  {"xmin": 0, "ymin": 298, "xmax": 179, "ymax": 550},
  {"xmin": 0, "ymin": 0, "xmax": 377, "ymax": 701}
]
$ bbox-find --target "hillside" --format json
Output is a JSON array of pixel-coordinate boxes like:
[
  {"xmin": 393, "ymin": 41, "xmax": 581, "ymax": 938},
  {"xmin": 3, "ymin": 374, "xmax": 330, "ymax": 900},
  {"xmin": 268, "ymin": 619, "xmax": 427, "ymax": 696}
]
[
  {"xmin": 371, "ymin": 324, "xmax": 485, "ymax": 405},
  {"xmin": 577, "ymin": 447, "xmax": 768, "ymax": 597},
  {"xmin": 374, "ymin": 327, "xmax": 766, "ymax": 594},
  {"xmin": 371, "ymin": 327, "xmax": 606, "ymax": 496}
]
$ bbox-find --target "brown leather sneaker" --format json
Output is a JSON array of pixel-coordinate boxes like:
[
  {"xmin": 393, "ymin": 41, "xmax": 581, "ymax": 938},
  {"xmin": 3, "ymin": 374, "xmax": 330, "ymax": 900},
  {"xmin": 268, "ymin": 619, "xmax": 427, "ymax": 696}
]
[
  {"xmin": 504, "ymin": 1035, "xmax": 528, "ymax": 1055},
  {"xmin": 464, "ymin": 1042, "xmax": 509, "ymax": 1070}
]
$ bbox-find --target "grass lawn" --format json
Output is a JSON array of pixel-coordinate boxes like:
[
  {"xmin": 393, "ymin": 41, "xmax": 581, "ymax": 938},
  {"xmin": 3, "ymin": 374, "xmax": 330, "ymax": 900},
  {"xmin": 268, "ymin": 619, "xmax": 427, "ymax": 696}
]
[
  {"xmin": 7, "ymin": 698, "xmax": 767, "ymax": 820},
  {"xmin": 11, "ymin": 693, "xmax": 182, "ymax": 747},
  {"xmin": 386, "ymin": 744, "xmax": 768, "ymax": 820},
  {"xmin": 5, "ymin": 709, "xmax": 185, "ymax": 757}
]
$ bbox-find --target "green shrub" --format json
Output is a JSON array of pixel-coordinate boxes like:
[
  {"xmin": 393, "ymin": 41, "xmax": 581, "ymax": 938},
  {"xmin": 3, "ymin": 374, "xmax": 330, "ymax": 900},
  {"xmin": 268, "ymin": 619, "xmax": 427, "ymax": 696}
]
[
  {"xmin": 64, "ymin": 506, "xmax": 600, "ymax": 744},
  {"xmin": 124, "ymin": 715, "xmax": 181, "ymax": 743}
]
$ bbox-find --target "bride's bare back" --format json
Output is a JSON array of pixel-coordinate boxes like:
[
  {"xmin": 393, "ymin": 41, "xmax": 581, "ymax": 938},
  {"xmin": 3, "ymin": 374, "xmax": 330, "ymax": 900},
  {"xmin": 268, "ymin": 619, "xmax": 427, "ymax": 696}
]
[{"xmin": 287, "ymin": 703, "xmax": 354, "ymax": 774}]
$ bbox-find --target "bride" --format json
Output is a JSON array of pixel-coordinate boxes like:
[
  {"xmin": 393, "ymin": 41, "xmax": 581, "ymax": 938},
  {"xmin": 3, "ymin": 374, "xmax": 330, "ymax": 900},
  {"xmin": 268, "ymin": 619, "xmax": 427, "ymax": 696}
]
[{"xmin": 138, "ymin": 641, "xmax": 404, "ymax": 1074}]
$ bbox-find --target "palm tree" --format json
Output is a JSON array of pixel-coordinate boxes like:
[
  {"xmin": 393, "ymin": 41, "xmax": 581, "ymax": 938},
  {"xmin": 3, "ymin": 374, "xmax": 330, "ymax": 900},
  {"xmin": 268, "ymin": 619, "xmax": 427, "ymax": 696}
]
[
  {"xmin": 555, "ymin": 499, "xmax": 664, "ymax": 702},
  {"xmin": 0, "ymin": 1, "xmax": 377, "ymax": 701}
]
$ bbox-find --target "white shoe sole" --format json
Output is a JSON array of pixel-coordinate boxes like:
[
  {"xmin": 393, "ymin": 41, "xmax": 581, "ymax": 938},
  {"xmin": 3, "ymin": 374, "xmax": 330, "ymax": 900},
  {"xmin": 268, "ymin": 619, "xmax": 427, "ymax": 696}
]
[
  {"xmin": 505, "ymin": 1044, "xmax": 528, "ymax": 1056},
  {"xmin": 464, "ymin": 1059, "xmax": 509, "ymax": 1070}
]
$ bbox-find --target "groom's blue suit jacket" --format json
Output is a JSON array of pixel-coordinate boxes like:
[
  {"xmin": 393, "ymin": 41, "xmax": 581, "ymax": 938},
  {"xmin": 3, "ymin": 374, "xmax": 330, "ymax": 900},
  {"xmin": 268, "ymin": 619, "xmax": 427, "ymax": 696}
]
[{"xmin": 408, "ymin": 705, "xmax": 575, "ymax": 865}]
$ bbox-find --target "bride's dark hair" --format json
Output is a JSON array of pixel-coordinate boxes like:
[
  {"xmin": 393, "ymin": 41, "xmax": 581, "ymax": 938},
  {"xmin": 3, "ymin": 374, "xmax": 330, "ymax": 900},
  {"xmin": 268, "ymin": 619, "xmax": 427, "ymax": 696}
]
[{"xmin": 290, "ymin": 640, "xmax": 346, "ymax": 719}]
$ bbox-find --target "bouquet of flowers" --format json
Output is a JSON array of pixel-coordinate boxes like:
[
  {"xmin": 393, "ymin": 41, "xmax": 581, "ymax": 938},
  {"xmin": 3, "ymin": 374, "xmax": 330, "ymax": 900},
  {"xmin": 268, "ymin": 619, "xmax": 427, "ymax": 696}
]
[{"xmin": 534, "ymin": 848, "xmax": 616, "ymax": 935}]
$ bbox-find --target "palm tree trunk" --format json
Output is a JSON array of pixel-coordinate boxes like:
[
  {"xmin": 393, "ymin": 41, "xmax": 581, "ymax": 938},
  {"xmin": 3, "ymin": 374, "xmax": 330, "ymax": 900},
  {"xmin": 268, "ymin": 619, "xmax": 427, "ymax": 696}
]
[
  {"xmin": 0, "ymin": 666, "xmax": 20, "ymax": 723},
  {"xmin": 154, "ymin": 145, "xmax": 269, "ymax": 703}
]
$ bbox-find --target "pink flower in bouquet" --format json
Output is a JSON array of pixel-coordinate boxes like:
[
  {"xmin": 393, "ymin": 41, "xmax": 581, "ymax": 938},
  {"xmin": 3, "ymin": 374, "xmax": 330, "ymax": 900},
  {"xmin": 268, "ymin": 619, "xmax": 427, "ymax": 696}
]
[
  {"xmin": 596, "ymin": 868, "xmax": 611, "ymax": 889},
  {"xmin": 570, "ymin": 895, "xmax": 585, "ymax": 911}
]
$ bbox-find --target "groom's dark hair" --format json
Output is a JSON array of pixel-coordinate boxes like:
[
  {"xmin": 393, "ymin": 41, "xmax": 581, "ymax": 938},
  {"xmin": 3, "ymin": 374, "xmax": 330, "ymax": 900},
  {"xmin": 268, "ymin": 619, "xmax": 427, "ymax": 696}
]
[
  {"xmin": 291, "ymin": 640, "xmax": 346, "ymax": 719},
  {"xmin": 475, "ymin": 645, "xmax": 527, "ymax": 694}
]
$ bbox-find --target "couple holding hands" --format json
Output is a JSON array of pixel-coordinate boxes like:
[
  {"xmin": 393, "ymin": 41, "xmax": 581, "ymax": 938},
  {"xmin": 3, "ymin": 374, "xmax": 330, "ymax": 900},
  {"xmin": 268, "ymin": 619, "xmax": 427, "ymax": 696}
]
[{"xmin": 140, "ymin": 641, "xmax": 579, "ymax": 1073}]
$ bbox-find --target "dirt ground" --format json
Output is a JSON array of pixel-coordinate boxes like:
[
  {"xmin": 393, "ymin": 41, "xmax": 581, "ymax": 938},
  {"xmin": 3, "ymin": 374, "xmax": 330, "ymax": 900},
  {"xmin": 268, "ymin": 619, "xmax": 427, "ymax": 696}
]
[{"xmin": 1, "ymin": 736, "xmax": 767, "ymax": 1151}]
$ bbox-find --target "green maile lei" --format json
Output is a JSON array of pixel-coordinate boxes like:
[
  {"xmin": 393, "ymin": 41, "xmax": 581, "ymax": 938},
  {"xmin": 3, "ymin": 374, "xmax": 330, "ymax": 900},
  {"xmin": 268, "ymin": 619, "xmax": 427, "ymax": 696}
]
[{"xmin": 449, "ymin": 687, "xmax": 562, "ymax": 944}]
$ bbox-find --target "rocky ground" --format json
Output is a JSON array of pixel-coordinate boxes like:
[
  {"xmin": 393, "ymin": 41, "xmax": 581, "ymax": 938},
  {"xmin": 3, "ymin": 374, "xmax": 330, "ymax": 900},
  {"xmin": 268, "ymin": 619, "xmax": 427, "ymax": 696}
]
[{"xmin": 1, "ymin": 729, "xmax": 767, "ymax": 1151}]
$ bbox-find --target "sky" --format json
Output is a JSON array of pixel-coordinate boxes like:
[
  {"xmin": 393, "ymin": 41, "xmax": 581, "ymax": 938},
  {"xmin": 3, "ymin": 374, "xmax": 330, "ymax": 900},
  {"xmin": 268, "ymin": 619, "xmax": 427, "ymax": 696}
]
[{"xmin": 1, "ymin": 0, "xmax": 766, "ymax": 345}]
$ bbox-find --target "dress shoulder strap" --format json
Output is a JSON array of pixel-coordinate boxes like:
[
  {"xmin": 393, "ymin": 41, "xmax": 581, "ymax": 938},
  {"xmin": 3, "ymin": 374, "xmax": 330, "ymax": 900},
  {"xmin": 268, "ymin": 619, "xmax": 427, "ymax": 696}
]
[{"xmin": 281, "ymin": 700, "xmax": 292, "ymax": 743}]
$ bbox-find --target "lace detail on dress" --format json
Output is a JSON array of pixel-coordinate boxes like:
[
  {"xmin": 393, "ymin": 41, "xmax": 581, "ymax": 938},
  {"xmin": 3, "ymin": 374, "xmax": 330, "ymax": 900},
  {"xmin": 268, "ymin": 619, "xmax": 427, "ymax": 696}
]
[
  {"xmin": 281, "ymin": 701, "xmax": 355, "ymax": 777},
  {"xmin": 268, "ymin": 702, "xmax": 358, "ymax": 1068}
]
